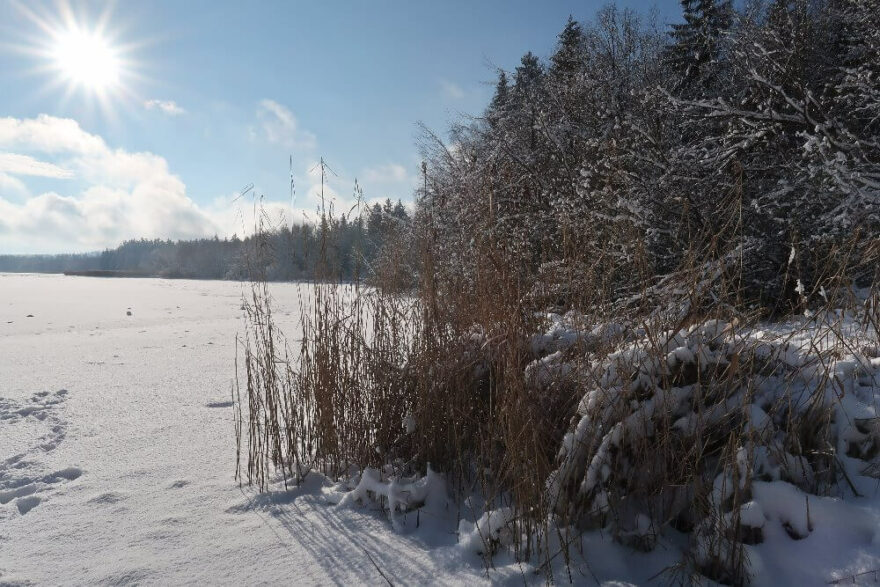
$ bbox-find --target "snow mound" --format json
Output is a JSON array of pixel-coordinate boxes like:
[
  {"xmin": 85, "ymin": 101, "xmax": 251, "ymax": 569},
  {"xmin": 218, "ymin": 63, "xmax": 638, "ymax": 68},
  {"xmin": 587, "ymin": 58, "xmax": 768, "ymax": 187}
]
[
  {"xmin": 338, "ymin": 466, "xmax": 448, "ymax": 532},
  {"xmin": 457, "ymin": 507, "xmax": 516, "ymax": 555}
]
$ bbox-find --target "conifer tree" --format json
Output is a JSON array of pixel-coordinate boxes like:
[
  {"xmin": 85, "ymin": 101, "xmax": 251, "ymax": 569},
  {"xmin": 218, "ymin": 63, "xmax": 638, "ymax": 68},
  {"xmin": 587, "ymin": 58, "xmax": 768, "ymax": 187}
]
[
  {"xmin": 663, "ymin": 0, "xmax": 733, "ymax": 94},
  {"xmin": 487, "ymin": 70, "xmax": 510, "ymax": 129},
  {"xmin": 549, "ymin": 16, "xmax": 585, "ymax": 79}
]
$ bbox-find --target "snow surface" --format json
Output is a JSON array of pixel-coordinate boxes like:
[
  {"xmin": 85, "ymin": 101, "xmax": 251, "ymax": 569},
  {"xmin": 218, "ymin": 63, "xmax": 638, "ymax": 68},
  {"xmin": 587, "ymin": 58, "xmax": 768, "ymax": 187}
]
[
  {"xmin": 4, "ymin": 273, "xmax": 880, "ymax": 586},
  {"xmin": 0, "ymin": 274, "xmax": 503, "ymax": 586}
]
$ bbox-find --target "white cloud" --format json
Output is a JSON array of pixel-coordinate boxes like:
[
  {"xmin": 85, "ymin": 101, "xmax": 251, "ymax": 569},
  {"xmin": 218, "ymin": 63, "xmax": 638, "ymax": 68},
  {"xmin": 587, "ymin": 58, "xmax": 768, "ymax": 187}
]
[
  {"xmin": 256, "ymin": 99, "xmax": 316, "ymax": 151},
  {"xmin": 440, "ymin": 79, "xmax": 465, "ymax": 100},
  {"xmin": 0, "ymin": 115, "xmax": 105, "ymax": 155},
  {"xmin": 206, "ymin": 191, "xmax": 311, "ymax": 239},
  {"xmin": 0, "ymin": 114, "xmax": 218, "ymax": 252},
  {"xmin": 362, "ymin": 163, "xmax": 409, "ymax": 184},
  {"xmin": 0, "ymin": 113, "xmax": 371, "ymax": 253},
  {"xmin": 0, "ymin": 172, "xmax": 29, "ymax": 200},
  {"xmin": 0, "ymin": 152, "xmax": 74, "ymax": 178},
  {"xmin": 144, "ymin": 99, "xmax": 186, "ymax": 116}
]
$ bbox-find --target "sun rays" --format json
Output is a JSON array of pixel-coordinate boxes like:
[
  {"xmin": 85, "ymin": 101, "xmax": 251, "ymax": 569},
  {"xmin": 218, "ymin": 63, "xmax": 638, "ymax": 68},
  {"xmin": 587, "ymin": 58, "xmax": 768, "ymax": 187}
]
[{"xmin": 10, "ymin": 0, "xmax": 142, "ymax": 118}]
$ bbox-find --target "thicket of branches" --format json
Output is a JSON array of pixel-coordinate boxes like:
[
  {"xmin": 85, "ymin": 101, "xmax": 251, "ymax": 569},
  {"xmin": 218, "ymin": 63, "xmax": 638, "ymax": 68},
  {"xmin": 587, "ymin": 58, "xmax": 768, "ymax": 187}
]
[
  {"xmin": 419, "ymin": 0, "xmax": 878, "ymax": 313},
  {"xmin": 237, "ymin": 1, "xmax": 879, "ymax": 582}
]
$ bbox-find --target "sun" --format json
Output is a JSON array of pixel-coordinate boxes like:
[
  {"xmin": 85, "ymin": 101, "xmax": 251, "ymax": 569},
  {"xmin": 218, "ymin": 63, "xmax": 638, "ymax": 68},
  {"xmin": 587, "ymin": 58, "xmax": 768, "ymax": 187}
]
[
  {"xmin": 12, "ymin": 0, "xmax": 139, "ymax": 109},
  {"xmin": 52, "ymin": 27, "xmax": 121, "ymax": 93}
]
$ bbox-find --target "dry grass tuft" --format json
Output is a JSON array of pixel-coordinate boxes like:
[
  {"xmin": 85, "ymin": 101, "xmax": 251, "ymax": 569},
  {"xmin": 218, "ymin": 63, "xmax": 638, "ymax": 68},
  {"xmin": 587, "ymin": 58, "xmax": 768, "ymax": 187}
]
[{"xmin": 233, "ymin": 173, "xmax": 879, "ymax": 584}]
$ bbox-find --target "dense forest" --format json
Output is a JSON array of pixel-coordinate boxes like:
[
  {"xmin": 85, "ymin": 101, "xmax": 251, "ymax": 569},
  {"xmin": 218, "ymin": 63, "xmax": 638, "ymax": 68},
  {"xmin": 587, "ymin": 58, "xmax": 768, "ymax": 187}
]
[
  {"xmin": 0, "ymin": 199, "xmax": 410, "ymax": 281},
  {"xmin": 416, "ymin": 0, "xmax": 878, "ymax": 314}
]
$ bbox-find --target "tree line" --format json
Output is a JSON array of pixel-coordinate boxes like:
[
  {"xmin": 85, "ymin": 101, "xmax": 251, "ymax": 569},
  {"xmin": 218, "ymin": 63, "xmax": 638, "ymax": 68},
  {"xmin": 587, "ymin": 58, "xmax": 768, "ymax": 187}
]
[{"xmin": 0, "ymin": 199, "xmax": 410, "ymax": 281}]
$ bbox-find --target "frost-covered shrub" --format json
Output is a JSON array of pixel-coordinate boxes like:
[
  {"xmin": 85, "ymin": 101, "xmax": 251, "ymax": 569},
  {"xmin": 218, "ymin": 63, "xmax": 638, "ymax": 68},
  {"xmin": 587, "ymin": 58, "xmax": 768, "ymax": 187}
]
[{"xmin": 545, "ymin": 316, "xmax": 880, "ymax": 583}]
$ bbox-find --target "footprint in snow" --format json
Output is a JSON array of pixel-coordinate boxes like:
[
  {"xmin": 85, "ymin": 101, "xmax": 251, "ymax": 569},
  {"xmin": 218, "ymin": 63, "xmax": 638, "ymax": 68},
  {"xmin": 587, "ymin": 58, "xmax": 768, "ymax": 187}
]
[
  {"xmin": 42, "ymin": 467, "xmax": 83, "ymax": 483},
  {"xmin": 88, "ymin": 491, "xmax": 127, "ymax": 505},
  {"xmin": 0, "ymin": 467, "xmax": 83, "ymax": 516},
  {"xmin": 16, "ymin": 496, "xmax": 41, "ymax": 515},
  {"xmin": 0, "ymin": 390, "xmax": 82, "ymax": 516},
  {"xmin": 0, "ymin": 389, "xmax": 67, "ymax": 425},
  {"xmin": 0, "ymin": 483, "xmax": 37, "ymax": 505}
]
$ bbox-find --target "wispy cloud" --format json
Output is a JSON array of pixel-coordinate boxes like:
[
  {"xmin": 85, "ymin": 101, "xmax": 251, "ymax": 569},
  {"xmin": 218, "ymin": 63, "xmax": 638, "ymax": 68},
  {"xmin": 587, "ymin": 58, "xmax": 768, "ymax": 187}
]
[
  {"xmin": 362, "ymin": 163, "xmax": 409, "ymax": 184},
  {"xmin": 0, "ymin": 152, "xmax": 74, "ymax": 178},
  {"xmin": 255, "ymin": 99, "xmax": 316, "ymax": 151},
  {"xmin": 439, "ymin": 79, "xmax": 465, "ymax": 100},
  {"xmin": 0, "ymin": 171, "xmax": 29, "ymax": 199},
  {"xmin": 144, "ymin": 99, "xmax": 186, "ymax": 116}
]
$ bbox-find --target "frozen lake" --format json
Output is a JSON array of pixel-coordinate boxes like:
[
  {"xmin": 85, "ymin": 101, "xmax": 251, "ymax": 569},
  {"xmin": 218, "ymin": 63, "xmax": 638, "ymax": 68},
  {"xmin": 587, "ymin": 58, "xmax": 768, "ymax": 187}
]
[
  {"xmin": 0, "ymin": 274, "xmax": 497, "ymax": 586},
  {"xmin": 5, "ymin": 274, "xmax": 880, "ymax": 586}
]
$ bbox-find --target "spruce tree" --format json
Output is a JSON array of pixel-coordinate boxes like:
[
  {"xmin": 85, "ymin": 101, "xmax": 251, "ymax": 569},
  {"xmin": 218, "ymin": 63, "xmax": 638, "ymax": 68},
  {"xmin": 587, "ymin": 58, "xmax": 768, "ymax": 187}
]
[
  {"xmin": 663, "ymin": 0, "xmax": 733, "ymax": 94},
  {"xmin": 513, "ymin": 52, "xmax": 543, "ymax": 106},
  {"xmin": 487, "ymin": 70, "xmax": 509, "ymax": 129},
  {"xmin": 549, "ymin": 16, "xmax": 585, "ymax": 80},
  {"xmin": 512, "ymin": 52, "xmax": 543, "ymax": 150}
]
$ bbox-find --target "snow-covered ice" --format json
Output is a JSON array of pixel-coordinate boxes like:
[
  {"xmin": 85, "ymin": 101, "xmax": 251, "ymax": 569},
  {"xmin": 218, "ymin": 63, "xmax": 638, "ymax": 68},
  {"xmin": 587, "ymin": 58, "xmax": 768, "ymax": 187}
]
[
  {"xmin": 0, "ymin": 274, "xmax": 502, "ymax": 585},
  {"xmin": 5, "ymin": 273, "xmax": 880, "ymax": 586}
]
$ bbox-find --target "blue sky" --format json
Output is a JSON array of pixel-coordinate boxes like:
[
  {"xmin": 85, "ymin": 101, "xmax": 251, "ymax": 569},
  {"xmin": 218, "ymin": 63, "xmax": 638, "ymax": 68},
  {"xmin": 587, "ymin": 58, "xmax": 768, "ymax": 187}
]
[{"xmin": 0, "ymin": 0, "xmax": 681, "ymax": 253}]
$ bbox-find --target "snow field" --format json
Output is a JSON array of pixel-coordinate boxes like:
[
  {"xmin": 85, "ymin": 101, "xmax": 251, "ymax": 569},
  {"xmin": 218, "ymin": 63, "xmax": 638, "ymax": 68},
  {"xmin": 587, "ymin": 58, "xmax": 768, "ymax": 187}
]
[
  {"xmin": 0, "ymin": 275, "xmax": 508, "ymax": 585},
  {"xmin": 4, "ymin": 274, "xmax": 880, "ymax": 585}
]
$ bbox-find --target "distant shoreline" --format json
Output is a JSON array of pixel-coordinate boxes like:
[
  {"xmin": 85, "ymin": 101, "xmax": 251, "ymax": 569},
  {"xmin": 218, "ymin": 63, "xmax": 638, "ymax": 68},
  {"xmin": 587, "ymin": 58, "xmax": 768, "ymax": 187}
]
[
  {"xmin": 62, "ymin": 270, "xmax": 154, "ymax": 278},
  {"xmin": 1, "ymin": 271, "xmax": 352, "ymax": 285}
]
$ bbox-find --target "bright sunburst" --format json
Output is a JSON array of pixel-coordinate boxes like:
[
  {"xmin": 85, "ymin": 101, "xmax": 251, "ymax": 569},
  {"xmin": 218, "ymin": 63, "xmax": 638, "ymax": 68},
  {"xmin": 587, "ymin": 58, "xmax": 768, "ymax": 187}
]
[
  {"xmin": 52, "ymin": 27, "xmax": 121, "ymax": 92},
  {"xmin": 13, "ymin": 0, "xmax": 141, "ymax": 113}
]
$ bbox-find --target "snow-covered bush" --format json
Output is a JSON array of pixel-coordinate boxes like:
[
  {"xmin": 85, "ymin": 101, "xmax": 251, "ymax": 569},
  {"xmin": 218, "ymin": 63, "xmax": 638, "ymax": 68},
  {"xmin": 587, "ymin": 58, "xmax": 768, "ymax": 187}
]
[
  {"xmin": 545, "ymin": 313, "xmax": 880, "ymax": 583},
  {"xmin": 235, "ymin": 4, "xmax": 880, "ymax": 582}
]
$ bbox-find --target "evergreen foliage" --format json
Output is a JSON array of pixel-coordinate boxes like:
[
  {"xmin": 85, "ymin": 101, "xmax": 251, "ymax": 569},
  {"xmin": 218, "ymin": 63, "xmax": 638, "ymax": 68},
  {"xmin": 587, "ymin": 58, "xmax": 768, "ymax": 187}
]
[{"xmin": 418, "ymin": 0, "xmax": 879, "ymax": 313}]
